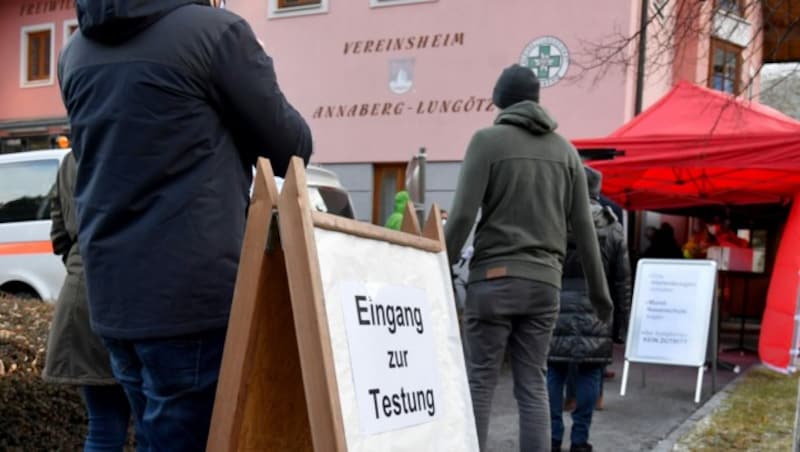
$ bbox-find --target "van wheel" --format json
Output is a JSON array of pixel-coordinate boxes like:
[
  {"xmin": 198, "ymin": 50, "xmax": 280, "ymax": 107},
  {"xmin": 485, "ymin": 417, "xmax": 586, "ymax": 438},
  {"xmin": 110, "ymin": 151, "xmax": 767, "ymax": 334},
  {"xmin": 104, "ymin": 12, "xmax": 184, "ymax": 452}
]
[{"xmin": 0, "ymin": 282, "xmax": 41, "ymax": 301}]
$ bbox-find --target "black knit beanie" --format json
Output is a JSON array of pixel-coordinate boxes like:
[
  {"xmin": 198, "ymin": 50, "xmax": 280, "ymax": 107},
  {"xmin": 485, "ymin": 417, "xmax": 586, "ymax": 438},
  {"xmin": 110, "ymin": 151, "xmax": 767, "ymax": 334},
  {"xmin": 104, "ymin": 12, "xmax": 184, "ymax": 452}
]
[
  {"xmin": 492, "ymin": 64, "xmax": 541, "ymax": 109},
  {"xmin": 584, "ymin": 166, "xmax": 602, "ymax": 200}
]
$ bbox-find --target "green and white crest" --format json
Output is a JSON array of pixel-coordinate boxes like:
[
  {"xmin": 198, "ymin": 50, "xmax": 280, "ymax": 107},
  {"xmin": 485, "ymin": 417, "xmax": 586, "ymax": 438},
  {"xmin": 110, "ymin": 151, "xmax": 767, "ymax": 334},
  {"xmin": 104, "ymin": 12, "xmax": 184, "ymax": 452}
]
[{"xmin": 519, "ymin": 36, "xmax": 570, "ymax": 88}]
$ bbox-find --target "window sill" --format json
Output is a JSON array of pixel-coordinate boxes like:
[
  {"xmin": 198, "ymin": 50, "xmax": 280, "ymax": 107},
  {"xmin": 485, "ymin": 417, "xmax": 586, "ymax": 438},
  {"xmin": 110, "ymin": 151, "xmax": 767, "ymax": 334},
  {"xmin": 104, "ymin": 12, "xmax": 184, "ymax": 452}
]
[
  {"xmin": 268, "ymin": 2, "xmax": 329, "ymax": 19},
  {"xmin": 370, "ymin": 0, "xmax": 437, "ymax": 7},
  {"xmin": 21, "ymin": 79, "xmax": 55, "ymax": 89},
  {"xmin": 712, "ymin": 11, "xmax": 751, "ymax": 48}
]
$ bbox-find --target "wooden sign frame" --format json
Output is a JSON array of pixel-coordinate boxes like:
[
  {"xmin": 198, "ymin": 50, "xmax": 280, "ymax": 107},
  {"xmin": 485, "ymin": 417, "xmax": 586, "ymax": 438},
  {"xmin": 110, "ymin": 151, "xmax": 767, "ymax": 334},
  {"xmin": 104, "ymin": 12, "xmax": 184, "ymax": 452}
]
[{"xmin": 207, "ymin": 157, "xmax": 447, "ymax": 451}]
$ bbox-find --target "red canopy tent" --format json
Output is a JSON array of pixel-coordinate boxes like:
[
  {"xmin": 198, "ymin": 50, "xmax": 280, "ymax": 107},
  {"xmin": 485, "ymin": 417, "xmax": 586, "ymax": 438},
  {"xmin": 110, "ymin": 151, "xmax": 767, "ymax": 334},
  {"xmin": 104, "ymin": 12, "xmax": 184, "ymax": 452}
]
[
  {"xmin": 573, "ymin": 81, "xmax": 800, "ymax": 211},
  {"xmin": 573, "ymin": 81, "xmax": 800, "ymax": 373}
]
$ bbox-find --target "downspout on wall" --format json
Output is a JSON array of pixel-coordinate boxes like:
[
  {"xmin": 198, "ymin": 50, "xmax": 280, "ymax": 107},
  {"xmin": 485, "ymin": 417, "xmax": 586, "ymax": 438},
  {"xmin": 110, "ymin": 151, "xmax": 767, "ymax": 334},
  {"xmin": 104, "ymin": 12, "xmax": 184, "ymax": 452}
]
[{"xmin": 631, "ymin": 0, "xmax": 650, "ymax": 259}]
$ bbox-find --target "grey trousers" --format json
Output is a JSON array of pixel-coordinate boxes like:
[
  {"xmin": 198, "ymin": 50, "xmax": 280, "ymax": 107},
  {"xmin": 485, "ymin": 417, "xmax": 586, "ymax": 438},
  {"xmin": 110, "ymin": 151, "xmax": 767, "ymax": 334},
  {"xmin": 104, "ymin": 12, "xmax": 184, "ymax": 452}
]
[{"xmin": 464, "ymin": 277, "xmax": 560, "ymax": 452}]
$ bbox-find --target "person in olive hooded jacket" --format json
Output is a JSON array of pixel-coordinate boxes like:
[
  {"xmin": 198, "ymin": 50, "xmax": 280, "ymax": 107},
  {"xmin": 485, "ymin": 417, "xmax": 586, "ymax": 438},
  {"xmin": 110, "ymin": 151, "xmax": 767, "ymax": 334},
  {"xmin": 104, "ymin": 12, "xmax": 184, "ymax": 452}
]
[
  {"xmin": 44, "ymin": 152, "xmax": 144, "ymax": 451},
  {"xmin": 445, "ymin": 64, "xmax": 613, "ymax": 452}
]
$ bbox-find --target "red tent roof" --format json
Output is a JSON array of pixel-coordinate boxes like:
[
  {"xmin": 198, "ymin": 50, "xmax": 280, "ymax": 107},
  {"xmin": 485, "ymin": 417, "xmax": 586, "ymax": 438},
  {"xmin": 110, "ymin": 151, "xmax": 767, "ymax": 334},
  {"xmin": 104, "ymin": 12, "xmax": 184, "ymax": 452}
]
[{"xmin": 573, "ymin": 81, "xmax": 800, "ymax": 210}]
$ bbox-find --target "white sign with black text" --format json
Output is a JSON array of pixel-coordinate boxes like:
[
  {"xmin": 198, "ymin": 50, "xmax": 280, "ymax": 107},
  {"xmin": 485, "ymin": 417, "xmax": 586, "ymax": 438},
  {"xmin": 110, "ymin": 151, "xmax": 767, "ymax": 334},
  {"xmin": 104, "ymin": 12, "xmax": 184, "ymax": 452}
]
[
  {"xmin": 314, "ymin": 227, "xmax": 478, "ymax": 452},
  {"xmin": 626, "ymin": 259, "xmax": 717, "ymax": 366},
  {"xmin": 622, "ymin": 259, "xmax": 718, "ymax": 403},
  {"xmin": 339, "ymin": 282, "xmax": 441, "ymax": 434}
]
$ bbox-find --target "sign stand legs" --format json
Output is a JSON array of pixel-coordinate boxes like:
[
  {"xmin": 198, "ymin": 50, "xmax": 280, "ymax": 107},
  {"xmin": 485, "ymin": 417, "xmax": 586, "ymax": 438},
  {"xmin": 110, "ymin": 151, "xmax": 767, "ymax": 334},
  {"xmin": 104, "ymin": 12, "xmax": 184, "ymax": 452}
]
[
  {"xmin": 711, "ymin": 290, "xmax": 719, "ymax": 394},
  {"xmin": 622, "ymin": 359, "xmax": 706, "ymax": 403},
  {"xmin": 620, "ymin": 360, "xmax": 630, "ymax": 396},
  {"xmin": 714, "ymin": 276, "xmax": 740, "ymax": 374},
  {"xmin": 694, "ymin": 366, "xmax": 705, "ymax": 404}
]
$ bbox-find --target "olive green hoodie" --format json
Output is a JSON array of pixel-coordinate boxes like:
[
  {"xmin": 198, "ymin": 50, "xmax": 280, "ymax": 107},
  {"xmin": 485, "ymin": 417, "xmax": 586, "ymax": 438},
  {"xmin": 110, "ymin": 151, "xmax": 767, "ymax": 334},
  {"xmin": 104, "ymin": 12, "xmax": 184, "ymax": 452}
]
[{"xmin": 445, "ymin": 101, "xmax": 613, "ymax": 321}]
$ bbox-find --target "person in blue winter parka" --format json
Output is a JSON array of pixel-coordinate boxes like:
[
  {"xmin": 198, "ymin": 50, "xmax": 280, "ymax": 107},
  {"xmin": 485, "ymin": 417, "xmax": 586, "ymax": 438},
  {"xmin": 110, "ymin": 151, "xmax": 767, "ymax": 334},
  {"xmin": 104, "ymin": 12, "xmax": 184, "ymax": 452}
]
[{"xmin": 58, "ymin": 1, "xmax": 312, "ymax": 449}]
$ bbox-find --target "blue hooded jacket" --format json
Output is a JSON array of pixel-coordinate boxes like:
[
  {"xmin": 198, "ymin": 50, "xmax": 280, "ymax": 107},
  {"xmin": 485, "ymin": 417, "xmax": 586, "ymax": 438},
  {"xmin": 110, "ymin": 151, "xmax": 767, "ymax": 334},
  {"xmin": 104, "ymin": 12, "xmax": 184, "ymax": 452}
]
[{"xmin": 59, "ymin": 0, "xmax": 312, "ymax": 339}]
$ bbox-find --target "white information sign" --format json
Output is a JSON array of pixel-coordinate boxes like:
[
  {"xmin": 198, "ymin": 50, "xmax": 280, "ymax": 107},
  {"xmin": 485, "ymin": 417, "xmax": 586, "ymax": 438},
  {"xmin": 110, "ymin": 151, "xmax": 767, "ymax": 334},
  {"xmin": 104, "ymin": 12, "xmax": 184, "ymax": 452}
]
[
  {"xmin": 315, "ymin": 227, "xmax": 479, "ymax": 452},
  {"xmin": 338, "ymin": 282, "xmax": 441, "ymax": 434},
  {"xmin": 622, "ymin": 259, "xmax": 717, "ymax": 403},
  {"xmin": 625, "ymin": 259, "xmax": 717, "ymax": 367}
]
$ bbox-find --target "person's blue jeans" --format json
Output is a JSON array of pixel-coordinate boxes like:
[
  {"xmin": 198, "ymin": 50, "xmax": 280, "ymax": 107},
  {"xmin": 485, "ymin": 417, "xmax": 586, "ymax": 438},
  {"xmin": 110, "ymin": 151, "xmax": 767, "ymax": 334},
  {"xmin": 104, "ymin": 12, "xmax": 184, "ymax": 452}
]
[
  {"xmin": 547, "ymin": 362, "xmax": 602, "ymax": 445},
  {"xmin": 81, "ymin": 385, "xmax": 134, "ymax": 452},
  {"xmin": 102, "ymin": 328, "xmax": 227, "ymax": 452},
  {"xmin": 565, "ymin": 363, "xmax": 605, "ymax": 401}
]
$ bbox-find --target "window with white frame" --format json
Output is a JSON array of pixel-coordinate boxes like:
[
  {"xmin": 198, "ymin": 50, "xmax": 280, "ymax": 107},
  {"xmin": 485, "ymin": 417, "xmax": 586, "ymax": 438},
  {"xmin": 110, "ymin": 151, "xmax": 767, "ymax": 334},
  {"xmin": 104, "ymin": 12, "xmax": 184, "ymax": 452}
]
[
  {"xmin": 20, "ymin": 23, "xmax": 55, "ymax": 87},
  {"xmin": 63, "ymin": 19, "xmax": 79, "ymax": 47},
  {"xmin": 370, "ymin": 0, "xmax": 436, "ymax": 7},
  {"xmin": 268, "ymin": 0, "xmax": 328, "ymax": 18}
]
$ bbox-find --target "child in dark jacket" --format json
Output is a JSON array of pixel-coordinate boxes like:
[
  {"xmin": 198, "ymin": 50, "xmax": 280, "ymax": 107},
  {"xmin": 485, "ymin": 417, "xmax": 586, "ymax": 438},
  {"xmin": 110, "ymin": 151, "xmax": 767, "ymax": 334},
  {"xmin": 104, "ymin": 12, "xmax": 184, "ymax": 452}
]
[{"xmin": 547, "ymin": 167, "xmax": 631, "ymax": 452}]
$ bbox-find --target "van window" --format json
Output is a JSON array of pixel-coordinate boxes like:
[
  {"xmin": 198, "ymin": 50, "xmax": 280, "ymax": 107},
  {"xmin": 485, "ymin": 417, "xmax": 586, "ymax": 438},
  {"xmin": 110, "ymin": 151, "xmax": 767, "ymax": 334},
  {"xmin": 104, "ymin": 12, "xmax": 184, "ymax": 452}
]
[
  {"xmin": 315, "ymin": 186, "xmax": 355, "ymax": 219},
  {"xmin": 0, "ymin": 159, "xmax": 58, "ymax": 223}
]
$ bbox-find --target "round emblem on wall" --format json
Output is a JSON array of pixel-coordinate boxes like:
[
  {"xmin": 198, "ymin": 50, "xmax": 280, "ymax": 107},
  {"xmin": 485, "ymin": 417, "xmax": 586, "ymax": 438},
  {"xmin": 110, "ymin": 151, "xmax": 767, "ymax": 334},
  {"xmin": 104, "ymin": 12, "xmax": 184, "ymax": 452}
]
[{"xmin": 519, "ymin": 36, "xmax": 570, "ymax": 88}]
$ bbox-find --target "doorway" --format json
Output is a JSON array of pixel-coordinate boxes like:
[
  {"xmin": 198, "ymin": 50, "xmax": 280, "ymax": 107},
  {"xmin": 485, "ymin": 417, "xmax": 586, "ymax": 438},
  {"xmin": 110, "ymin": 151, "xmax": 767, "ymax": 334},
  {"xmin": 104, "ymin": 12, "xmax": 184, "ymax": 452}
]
[{"xmin": 372, "ymin": 163, "xmax": 406, "ymax": 225}]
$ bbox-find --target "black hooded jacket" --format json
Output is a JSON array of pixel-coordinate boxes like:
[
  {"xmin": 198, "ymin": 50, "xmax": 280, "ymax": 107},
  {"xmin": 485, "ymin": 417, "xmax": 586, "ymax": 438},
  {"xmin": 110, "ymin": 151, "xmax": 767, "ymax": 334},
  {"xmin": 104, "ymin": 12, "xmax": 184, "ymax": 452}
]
[
  {"xmin": 548, "ymin": 170, "xmax": 632, "ymax": 364},
  {"xmin": 59, "ymin": 0, "xmax": 312, "ymax": 339}
]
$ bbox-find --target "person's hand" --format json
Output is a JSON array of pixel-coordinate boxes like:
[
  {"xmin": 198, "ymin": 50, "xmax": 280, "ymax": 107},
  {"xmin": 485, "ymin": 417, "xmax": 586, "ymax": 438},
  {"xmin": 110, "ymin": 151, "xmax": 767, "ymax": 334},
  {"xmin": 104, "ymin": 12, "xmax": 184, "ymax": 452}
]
[{"xmin": 593, "ymin": 296, "xmax": 614, "ymax": 324}]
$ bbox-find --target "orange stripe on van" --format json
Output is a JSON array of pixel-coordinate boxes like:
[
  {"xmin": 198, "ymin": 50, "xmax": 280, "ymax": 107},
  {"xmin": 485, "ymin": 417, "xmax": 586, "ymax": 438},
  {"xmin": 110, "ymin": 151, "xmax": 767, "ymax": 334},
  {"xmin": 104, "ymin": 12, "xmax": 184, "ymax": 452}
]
[{"xmin": 0, "ymin": 241, "xmax": 54, "ymax": 255}]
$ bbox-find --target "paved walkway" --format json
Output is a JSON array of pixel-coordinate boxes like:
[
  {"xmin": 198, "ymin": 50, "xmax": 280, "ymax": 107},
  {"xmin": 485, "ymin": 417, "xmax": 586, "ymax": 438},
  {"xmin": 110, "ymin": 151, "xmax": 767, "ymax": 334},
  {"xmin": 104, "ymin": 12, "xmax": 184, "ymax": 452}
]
[{"xmin": 486, "ymin": 343, "xmax": 758, "ymax": 451}]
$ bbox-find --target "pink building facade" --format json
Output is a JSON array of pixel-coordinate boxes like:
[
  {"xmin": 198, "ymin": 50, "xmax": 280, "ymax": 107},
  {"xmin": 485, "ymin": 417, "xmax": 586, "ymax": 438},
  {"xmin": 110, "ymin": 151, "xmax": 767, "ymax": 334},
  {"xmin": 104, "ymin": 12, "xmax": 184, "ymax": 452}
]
[
  {"xmin": 0, "ymin": 0, "xmax": 75, "ymax": 152},
  {"xmin": 0, "ymin": 0, "xmax": 763, "ymax": 222}
]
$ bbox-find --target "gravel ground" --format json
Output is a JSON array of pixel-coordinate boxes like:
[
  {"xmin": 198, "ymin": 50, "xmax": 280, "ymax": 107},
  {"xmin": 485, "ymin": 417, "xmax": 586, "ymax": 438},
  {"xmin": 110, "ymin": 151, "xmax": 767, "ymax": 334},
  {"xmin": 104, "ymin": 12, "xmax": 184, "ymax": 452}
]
[{"xmin": 0, "ymin": 294, "xmax": 131, "ymax": 451}]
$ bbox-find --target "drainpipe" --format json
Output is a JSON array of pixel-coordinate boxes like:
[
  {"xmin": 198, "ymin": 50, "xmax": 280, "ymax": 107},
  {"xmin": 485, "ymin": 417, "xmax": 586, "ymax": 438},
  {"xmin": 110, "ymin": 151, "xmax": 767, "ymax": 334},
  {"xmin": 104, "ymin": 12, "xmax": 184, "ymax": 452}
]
[
  {"xmin": 417, "ymin": 147, "xmax": 427, "ymax": 227},
  {"xmin": 635, "ymin": 0, "xmax": 649, "ymax": 115},
  {"xmin": 631, "ymin": 0, "xmax": 649, "ymax": 263}
]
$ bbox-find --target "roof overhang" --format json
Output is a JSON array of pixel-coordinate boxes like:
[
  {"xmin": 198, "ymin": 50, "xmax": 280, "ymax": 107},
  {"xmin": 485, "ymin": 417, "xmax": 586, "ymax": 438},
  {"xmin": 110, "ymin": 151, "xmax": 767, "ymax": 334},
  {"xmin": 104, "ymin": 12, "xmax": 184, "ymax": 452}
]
[{"xmin": 763, "ymin": 0, "xmax": 800, "ymax": 63}]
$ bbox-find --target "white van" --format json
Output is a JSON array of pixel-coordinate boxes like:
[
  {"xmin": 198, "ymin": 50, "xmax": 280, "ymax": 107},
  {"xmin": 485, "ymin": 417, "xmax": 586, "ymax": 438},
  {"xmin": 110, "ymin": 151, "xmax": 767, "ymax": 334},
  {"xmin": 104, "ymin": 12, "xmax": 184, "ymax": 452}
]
[
  {"xmin": 0, "ymin": 150, "xmax": 355, "ymax": 302},
  {"xmin": 274, "ymin": 165, "xmax": 357, "ymax": 219},
  {"xmin": 0, "ymin": 149, "xmax": 68, "ymax": 301}
]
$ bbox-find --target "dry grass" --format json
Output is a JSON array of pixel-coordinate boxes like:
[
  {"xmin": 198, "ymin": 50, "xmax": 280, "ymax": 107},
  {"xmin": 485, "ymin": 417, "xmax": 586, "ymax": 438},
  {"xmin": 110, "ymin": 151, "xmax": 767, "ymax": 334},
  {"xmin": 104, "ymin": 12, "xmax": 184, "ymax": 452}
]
[{"xmin": 675, "ymin": 367, "xmax": 799, "ymax": 451}]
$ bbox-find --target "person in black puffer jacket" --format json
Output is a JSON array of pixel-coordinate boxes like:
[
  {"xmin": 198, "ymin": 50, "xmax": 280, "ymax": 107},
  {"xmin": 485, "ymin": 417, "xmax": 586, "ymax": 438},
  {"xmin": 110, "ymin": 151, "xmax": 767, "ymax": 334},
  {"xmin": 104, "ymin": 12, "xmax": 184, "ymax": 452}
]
[{"xmin": 547, "ymin": 166, "xmax": 631, "ymax": 452}]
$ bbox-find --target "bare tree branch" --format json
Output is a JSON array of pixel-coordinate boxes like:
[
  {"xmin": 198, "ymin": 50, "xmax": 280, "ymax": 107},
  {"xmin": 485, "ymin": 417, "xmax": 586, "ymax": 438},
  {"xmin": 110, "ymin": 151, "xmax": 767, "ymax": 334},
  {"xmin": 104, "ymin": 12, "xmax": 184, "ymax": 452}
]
[
  {"xmin": 572, "ymin": 0, "xmax": 798, "ymax": 96},
  {"xmin": 570, "ymin": 0, "xmax": 800, "ymax": 131}
]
